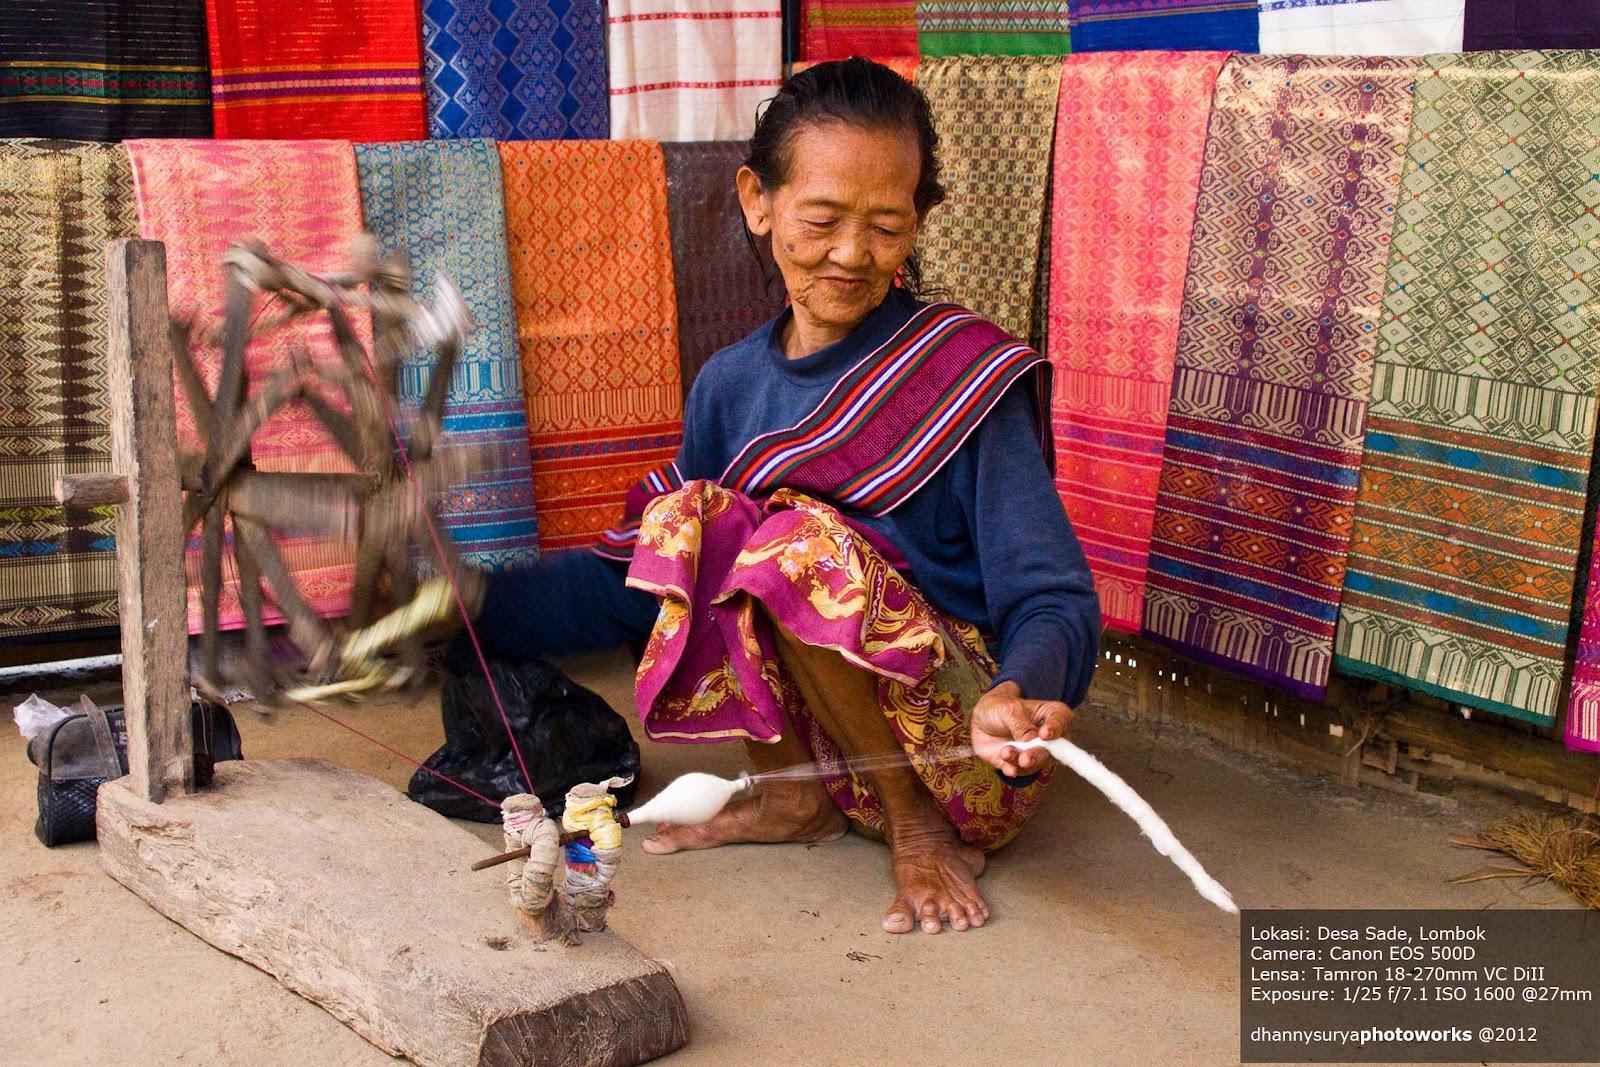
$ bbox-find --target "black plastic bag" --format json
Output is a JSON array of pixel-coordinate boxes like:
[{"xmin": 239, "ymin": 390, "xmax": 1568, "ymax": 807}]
[{"xmin": 408, "ymin": 633, "xmax": 641, "ymax": 822}]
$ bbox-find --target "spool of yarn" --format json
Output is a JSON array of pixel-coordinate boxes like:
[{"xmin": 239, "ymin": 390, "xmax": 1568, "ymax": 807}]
[
  {"xmin": 1012, "ymin": 737, "xmax": 1239, "ymax": 914},
  {"xmin": 624, "ymin": 772, "xmax": 751, "ymax": 827}
]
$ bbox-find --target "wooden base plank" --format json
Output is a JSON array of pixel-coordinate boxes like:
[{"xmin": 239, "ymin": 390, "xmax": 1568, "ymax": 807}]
[{"xmin": 97, "ymin": 759, "xmax": 689, "ymax": 1067}]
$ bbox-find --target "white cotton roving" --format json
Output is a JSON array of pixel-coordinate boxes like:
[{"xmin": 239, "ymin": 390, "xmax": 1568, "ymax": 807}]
[
  {"xmin": 1012, "ymin": 737, "xmax": 1239, "ymax": 914},
  {"xmin": 624, "ymin": 772, "xmax": 752, "ymax": 827}
]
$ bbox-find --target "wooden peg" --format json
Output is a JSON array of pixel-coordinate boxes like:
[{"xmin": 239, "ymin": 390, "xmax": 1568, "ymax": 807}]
[{"xmin": 55, "ymin": 472, "xmax": 131, "ymax": 507}]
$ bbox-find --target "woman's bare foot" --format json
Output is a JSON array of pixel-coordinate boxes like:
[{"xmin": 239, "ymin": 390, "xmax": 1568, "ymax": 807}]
[
  {"xmin": 641, "ymin": 778, "xmax": 847, "ymax": 854},
  {"xmin": 882, "ymin": 825, "xmax": 988, "ymax": 934}
]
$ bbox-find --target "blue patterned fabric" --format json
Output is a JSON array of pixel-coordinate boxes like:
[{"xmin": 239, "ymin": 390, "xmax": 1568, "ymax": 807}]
[
  {"xmin": 422, "ymin": 0, "xmax": 607, "ymax": 140},
  {"xmin": 354, "ymin": 140, "xmax": 541, "ymax": 568},
  {"xmin": 1070, "ymin": 1, "xmax": 1259, "ymax": 50}
]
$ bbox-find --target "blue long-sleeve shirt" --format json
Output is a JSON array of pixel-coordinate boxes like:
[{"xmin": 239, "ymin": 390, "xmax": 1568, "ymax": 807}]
[{"xmin": 479, "ymin": 287, "xmax": 1102, "ymax": 705}]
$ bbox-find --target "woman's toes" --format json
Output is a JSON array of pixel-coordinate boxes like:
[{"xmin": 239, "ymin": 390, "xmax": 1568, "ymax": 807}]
[
  {"xmin": 919, "ymin": 901, "xmax": 942, "ymax": 934},
  {"xmin": 883, "ymin": 901, "xmax": 916, "ymax": 934}
]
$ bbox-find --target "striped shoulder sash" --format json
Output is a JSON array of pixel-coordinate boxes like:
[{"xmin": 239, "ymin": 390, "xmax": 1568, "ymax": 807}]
[{"xmin": 721, "ymin": 302, "xmax": 1052, "ymax": 513}]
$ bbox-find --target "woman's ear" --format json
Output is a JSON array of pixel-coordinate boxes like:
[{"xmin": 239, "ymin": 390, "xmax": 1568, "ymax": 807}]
[{"xmin": 736, "ymin": 165, "xmax": 773, "ymax": 238}]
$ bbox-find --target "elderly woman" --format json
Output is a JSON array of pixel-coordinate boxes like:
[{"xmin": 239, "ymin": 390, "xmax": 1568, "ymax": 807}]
[{"xmin": 479, "ymin": 58, "xmax": 1100, "ymax": 935}]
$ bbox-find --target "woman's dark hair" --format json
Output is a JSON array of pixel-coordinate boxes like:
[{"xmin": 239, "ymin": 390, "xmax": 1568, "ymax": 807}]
[{"xmin": 744, "ymin": 57, "xmax": 946, "ymax": 296}]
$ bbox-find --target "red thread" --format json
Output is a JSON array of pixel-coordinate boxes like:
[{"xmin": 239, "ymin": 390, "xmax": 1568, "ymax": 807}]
[
  {"xmin": 357, "ymin": 326, "xmax": 535, "ymax": 794},
  {"xmin": 296, "ymin": 699, "xmax": 499, "ymax": 807}
]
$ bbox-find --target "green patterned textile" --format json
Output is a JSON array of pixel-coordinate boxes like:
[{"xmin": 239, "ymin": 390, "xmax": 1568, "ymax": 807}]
[
  {"xmin": 915, "ymin": 55, "xmax": 1063, "ymax": 342},
  {"xmin": 1336, "ymin": 51, "xmax": 1600, "ymax": 724}
]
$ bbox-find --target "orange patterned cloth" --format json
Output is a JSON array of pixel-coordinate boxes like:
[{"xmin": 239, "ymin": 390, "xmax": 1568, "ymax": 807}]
[
  {"xmin": 630, "ymin": 483, "xmax": 1050, "ymax": 851},
  {"xmin": 498, "ymin": 140, "xmax": 684, "ymax": 551},
  {"xmin": 125, "ymin": 138, "xmax": 365, "ymax": 631}
]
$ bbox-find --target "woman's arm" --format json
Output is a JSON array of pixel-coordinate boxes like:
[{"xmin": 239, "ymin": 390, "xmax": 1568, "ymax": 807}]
[
  {"xmin": 965, "ymin": 384, "xmax": 1103, "ymax": 774},
  {"xmin": 971, "ymin": 385, "xmax": 1102, "ymax": 705}
]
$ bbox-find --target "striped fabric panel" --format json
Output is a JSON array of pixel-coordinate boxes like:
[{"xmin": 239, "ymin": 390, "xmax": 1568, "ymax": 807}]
[
  {"xmin": 1143, "ymin": 54, "xmax": 1418, "ymax": 699},
  {"xmin": 204, "ymin": 0, "xmax": 427, "ymax": 140},
  {"xmin": 1336, "ymin": 51, "xmax": 1600, "ymax": 728},
  {"xmin": 0, "ymin": 1, "xmax": 211, "ymax": 139},
  {"xmin": 1069, "ymin": 0, "xmax": 1258, "ymax": 50},
  {"xmin": 723, "ymin": 304, "xmax": 1051, "ymax": 513},
  {"xmin": 608, "ymin": 0, "xmax": 783, "ymax": 141},
  {"xmin": 802, "ymin": 0, "xmax": 920, "ymax": 59}
]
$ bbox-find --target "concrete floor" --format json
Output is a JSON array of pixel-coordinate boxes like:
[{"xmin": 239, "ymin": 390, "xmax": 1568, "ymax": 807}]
[{"xmin": 0, "ymin": 647, "xmax": 1587, "ymax": 1067}]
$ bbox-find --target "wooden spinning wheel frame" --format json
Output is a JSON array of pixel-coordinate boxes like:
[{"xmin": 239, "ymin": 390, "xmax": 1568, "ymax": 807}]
[{"xmin": 175, "ymin": 238, "xmax": 492, "ymax": 705}]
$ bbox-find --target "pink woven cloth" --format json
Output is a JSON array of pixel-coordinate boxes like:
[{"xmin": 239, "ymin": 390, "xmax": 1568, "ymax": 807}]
[
  {"xmin": 1044, "ymin": 51, "xmax": 1227, "ymax": 632},
  {"xmin": 1565, "ymin": 523, "xmax": 1600, "ymax": 752},
  {"xmin": 125, "ymin": 138, "xmax": 366, "ymax": 633}
]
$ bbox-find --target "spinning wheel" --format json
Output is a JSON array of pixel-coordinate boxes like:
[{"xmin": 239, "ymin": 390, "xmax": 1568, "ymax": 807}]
[{"xmin": 174, "ymin": 239, "xmax": 492, "ymax": 704}]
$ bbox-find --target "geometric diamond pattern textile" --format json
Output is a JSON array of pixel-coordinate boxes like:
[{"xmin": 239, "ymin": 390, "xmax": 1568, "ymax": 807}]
[
  {"xmin": 1463, "ymin": 1, "xmax": 1600, "ymax": 50},
  {"xmin": 355, "ymin": 140, "xmax": 541, "ymax": 570},
  {"xmin": 0, "ymin": 1, "xmax": 212, "ymax": 140},
  {"xmin": 422, "ymin": 0, "xmax": 609, "ymax": 139},
  {"xmin": 916, "ymin": 55, "xmax": 1064, "ymax": 344},
  {"xmin": 1335, "ymin": 51, "xmax": 1600, "ymax": 726},
  {"xmin": 1143, "ymin": 54, "xmax": 1418, "ymax": 699},
  {"xmin": 498, "ymin": 141, "xmax": 683, "ymax": 551},
  {"xmin": 204, "ymin": 0, "xmax": 427, "ymax": 140},
  {"xmin": 916, "ymin": 1, "xmax": 1072, "ymax": 55},
  {"xmin": 1046, "ymin": 51, "xmax": 1227, "ymax": 634},
  {"xmin": 1070, "ymin": 0, "xmax": 1259, "ymax": 52},
  {"xmin": 660, "ymin": 142, "xmax": 785, "ymax": 395},
  {"xmin": 126, "ymin": 138, "xmax": 368, "ymax": 632},
  {"xmin": 0, "ymin": 140, "xmax": 137, "ymax": 640},
  {"xmin": 1259, "ymin": 0, "xmax": 1464, "ymax": 54}
]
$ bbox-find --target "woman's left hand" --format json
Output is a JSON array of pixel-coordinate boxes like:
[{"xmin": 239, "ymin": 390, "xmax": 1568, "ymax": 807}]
[{"xmin": 970, "ymin": 680, "xmax": 1074, "ymax": 777}]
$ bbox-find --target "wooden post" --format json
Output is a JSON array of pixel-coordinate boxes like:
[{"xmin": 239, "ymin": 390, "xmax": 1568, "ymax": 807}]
[{"xmin": 105, "ymin": 238, "xmax": 192, "ymax": 802}]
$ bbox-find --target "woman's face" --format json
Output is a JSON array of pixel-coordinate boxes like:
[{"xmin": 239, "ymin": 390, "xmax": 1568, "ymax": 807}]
[{"xmin": 738, "ymin": 121, "xmax": 924, "ymax": 338}]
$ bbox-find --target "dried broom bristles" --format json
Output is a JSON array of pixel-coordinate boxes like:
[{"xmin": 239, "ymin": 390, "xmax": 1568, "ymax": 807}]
[{"xmin": 1450, "ymin": 812, "xmax": 1600, "ymax": 910}]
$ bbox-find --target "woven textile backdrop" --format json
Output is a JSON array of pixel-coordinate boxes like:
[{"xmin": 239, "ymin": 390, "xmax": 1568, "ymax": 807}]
[
  {"xmin": 0, "ymin": 1, "xmax": 212, "ymax": 140},
  {"xmin": 126, "ymin": 138, "xmax": 367, "ymax": 632},
  {"xmin": 1143, "ymin": 53, "xmax": 1418, "ymax": 700},
  {"xmin": 1047, "ymin": 50, "xmax": 1226, "ymax": 634},
  {"xmin": 205, "ymin": 0, "xmax": 427, "ymax": 140},
  {"xmin": 0, "ymin": 141, "xmax": 137, "ymax": 640},
  {"xmin": 1070, "ymin": 1, "xmax": 1259, "ymax": 51},
  {"xmin": 1258, "ymin": 0, "xmax": 1464, "ymax": 54},
  {"xmin": 1336, "ymin": 50, "xmax": 1600, "ymax": 726},
  {"xmin": 354, "ymin": 139, "xmax": 542, "ymax": 571},
  {"xmin": 499, "ymin": 140, "xmax": 683, "ymax": 551},
  {"xmin": 607, "ymin": 0, "xmax": 783, "ymax": 141},
  {"xmin": 917, "ymin": 55, "xmax": 1063, "ymax": 345},
  {"xmin": 802, "ymin": 0, "xmax": 919, "ymax": 59},
  {"xmin": 661, "ymin": 141, "xmax": 784, "ymax": 393},
  {"xmin": 421, "ymin": 0, "xmax": 609, "ymax": 140},
  {"xmin": 915, "ymin": 0, "xmax": 1072, "ymax": 55}
]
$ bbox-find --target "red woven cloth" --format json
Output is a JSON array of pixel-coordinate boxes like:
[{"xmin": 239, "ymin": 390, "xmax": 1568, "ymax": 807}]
[{"xmin": 204, "ymin": 0, "xmax": 427, "ymax": 140}]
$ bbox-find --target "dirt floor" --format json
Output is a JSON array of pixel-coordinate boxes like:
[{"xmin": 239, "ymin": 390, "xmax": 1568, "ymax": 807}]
[{"xmin": 0, "ymin": 647, "xmax": 1588, "ymax": 1067}]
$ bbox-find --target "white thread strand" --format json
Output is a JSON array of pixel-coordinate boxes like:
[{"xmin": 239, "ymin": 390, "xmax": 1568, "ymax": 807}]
[{"xmin": 1013, "ymin": 738, "xmax": 1239, "ymax": 914}]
